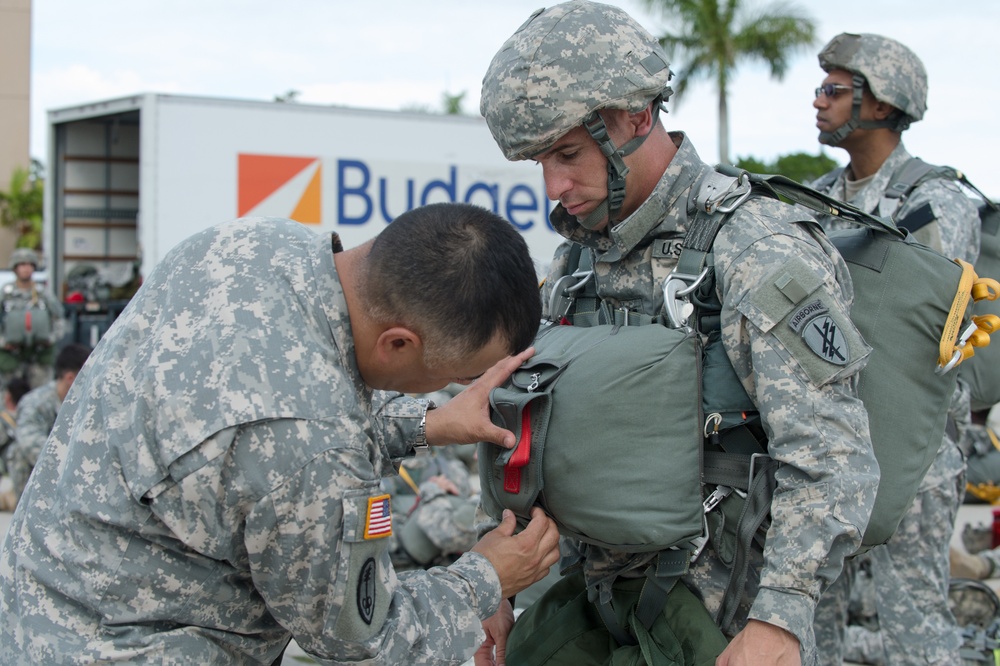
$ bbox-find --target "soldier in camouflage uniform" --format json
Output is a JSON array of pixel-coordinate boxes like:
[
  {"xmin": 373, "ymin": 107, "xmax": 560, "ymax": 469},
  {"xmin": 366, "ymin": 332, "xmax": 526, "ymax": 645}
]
[
  {"xmin": 0, "ymin": 204, "xmax": 562, "ymax": 664},
  {"xmin": 4, "ymin": 343, "xmax": 90, "ymax": 505},
  {"xmin": 807, "ymin": 33, "xmax": 982, "ymax": 665},
  {"xmin": 479, "ymin": 3, "xmax": 878, "ymax": 664},
  {"xmin": 382, "ymin": 449, "xmax": 479, "ymax": 571},
  {"xmin": 0, "ymin": 248, "xmax": 66, "ymax": 390}
]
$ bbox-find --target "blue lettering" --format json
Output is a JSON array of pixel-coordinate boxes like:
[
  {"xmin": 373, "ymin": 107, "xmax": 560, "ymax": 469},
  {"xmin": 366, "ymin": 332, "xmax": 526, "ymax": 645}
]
[
  {"xmin": 505, "ymin": 184, "xmax": 538, "ymax": 231},
  {"xmin": 338, "ymin": 160, "xmax": 372, "ymax": 225},
  {"xmin": 464, "ymin": 182, "xmax": 500, "ymax": 214},
  {"xmin": 379, "ymin": 177, "xmax": 415, "ymax": 223},
  {"xmin": 421, "ymin": 166, "xmax": 457, "ymax": 204}
]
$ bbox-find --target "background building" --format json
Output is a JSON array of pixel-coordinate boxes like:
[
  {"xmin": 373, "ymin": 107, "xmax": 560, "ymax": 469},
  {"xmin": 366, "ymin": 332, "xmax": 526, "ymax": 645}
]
[{"xmin": 0, "ymin": 0, "xmax": 33, "ymax": 263}]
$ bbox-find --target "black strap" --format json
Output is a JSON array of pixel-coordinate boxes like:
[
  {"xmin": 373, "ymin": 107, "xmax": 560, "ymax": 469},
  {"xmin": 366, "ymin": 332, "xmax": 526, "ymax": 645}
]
[{"xmin": 717, "ymin": 456, "xmax": 779, "ymax": 631}]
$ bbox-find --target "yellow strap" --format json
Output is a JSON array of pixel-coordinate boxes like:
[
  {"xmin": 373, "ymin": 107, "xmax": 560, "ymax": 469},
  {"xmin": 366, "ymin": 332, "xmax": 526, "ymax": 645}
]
[
  {"xmin": 398, "ymin": 465, "xmax": 421, "ymax": 495},
  {"xmin": 0, "ymin": 412, "xmax": 13, "ymax": 430},
  {"xmin": 989, "ymin": 427, "xmax": 1000, "ymax": 453},
  {"xmin": 939, "ymin": 259, "xmax": 976, "ymax": 367}
]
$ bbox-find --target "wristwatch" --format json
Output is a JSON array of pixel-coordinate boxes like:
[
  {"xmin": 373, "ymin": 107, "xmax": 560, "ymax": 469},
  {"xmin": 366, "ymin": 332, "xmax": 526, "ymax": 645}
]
[{"xmin": 412, "ymin": 401, "xmax": 436, "ymax": 453}]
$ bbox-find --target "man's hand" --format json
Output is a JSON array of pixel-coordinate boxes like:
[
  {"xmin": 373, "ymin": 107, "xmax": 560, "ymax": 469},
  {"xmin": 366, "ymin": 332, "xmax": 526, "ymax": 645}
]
[
  {"xmin": 475, "ymin": 599, "xmax": 515, "ymax": 666},
  {"xmin": 716, "ymin": 620, "xmax": 800, "ymax": 666},
  {"xmin": 472, "ymin": 507, "xmax": 559, "ymax": 599},
  {"xmin": 424, "ymin": 348, "xmax": 534, "ymax": 449}
]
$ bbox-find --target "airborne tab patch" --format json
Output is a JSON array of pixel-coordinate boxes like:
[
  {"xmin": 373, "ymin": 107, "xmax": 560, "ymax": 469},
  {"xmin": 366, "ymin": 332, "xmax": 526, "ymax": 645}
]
[
  {"xmin": 790, "ymin": 300, "xmax": 849, "ymax": 366},
  {"xmin": 364, "ymin": 495, "xmax": 392, "ymax": 539}
]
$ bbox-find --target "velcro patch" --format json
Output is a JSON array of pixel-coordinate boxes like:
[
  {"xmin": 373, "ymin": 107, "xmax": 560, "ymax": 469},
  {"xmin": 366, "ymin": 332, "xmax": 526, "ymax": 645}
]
[{"xmin": 364, "ymin": 494, "xmax": 392, "ymax": 539}]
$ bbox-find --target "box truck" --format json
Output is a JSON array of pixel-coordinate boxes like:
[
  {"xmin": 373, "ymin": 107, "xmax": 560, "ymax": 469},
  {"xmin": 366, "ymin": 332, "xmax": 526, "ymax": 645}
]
[{"xmin": 45, "ymin": 93, "xmax": 562, "ymax": 342}]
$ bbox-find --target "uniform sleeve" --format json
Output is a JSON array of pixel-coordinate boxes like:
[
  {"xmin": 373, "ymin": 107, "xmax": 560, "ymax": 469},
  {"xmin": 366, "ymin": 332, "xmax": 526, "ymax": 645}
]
[
  {"xmin": 370, "ymin": 391, "xmax": 431, "ymax": 460},
  {"xmin": 244, "ymin": 419, "xmax": 501, "ymax": 665},
  {"xmin": 716, "ymin": 223, "xmax": 879, "ymax": 648},
  {"xmin": 14, "ymin": 391, "xmax": 54, "ymax": 468}
]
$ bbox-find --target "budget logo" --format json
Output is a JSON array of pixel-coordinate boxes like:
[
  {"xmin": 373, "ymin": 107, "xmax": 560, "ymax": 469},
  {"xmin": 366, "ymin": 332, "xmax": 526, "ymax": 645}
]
[{"xmin": 238, "ymin": 154, "xmax": 322, "ymax": 224}]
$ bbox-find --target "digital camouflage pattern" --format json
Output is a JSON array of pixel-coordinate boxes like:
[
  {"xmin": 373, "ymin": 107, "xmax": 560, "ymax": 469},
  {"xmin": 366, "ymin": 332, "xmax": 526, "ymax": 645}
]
[
  {"xmin": 382, "ymin": 450, "xmax": 479, "ymax": 570},
  {"xmin": 537, "ymin": 134, "xmax": 877, "ymax": 662},
  {"xmin": 6, "ymin": 380, "xmax": 61, "ymax": 502},
  {"xmin": 819, "ymin": 32, "xmax": 928, "ymax": 124},
  {"xmin": 480, "ymin": 0, "xmax": 672, "ymax": 161},
  {"xmin": 0, "ymin": 218, "xmax": 501, "ymax": 665},
  {"xmin": 810, "ymin": 141, "xmax": 981, "ymax": 665}
]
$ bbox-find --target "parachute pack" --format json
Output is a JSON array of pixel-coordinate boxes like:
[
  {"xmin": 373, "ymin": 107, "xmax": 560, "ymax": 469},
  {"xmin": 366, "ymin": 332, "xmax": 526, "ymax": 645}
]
[
  {"xmin": 0, "ymin": 286, "xmax": 53, "ymax": 347},
  {"xmin": 883, "ymin": 158, "xmax": 1000, "ymax": 411},
  {"xmin": 479, "ymin": 165, "xmax": 1000, "ymax": 635}
]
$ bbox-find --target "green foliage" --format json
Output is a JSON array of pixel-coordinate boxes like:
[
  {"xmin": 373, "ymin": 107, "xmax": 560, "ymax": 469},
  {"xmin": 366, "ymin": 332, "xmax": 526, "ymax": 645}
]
[
  {"xmin": 735, "ymin": 151, "xmax": 839, "ymax": 183},
  {"xmin": 273, "ymin": 90, "xmax": 301, "ymax": 103},
  {"xmin": 442, "ymin": 91, "xmax": 466, "ymax": 115},
  {"xmin": 0, "ymin": 162, "xmax": 44, "ymax": 250},
  {"xmin": 639, "ymin": 0, "xmax": 817, "ymax": 164}
]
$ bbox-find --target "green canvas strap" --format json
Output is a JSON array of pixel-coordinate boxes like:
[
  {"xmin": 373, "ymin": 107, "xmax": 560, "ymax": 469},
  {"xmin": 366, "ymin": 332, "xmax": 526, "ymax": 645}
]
[
  {"xmin": 594, "ymin": 549, "xmax": 689, "ymax": 647},
  {"xmin": 716, "ymin": 454, "xmax": 779, "ymax": 631}
]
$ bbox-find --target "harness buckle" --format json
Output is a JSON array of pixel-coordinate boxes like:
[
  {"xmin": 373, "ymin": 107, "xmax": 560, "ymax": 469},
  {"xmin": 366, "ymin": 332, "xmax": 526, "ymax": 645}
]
[
  {"xmin": 696, "ymin": 171, "xmax": 752, "ymax": 215},
  {"xmin": 548, "ymin": 269, "xmax": 595, "ymax": 321},
  {"xmin": 662, "ymin": 268, "xmax": 709, "ymax": 331}
]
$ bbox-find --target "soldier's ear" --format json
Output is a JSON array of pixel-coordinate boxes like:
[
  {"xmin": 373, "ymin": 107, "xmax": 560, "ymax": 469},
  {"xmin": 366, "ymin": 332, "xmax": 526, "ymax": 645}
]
[{"xmin": 873, "ymin": 101, "xmax": 896, "ymax": 121}]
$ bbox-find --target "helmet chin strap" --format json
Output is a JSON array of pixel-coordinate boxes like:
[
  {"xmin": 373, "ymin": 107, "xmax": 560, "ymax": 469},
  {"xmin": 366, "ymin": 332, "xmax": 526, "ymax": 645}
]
[
  {"xmin": 577, "ymin": 102, "xmax": 663, "ymax": 230},
  {"xmin": 820, "ymin": 73, "xmax": 902, "ymax": 146}
]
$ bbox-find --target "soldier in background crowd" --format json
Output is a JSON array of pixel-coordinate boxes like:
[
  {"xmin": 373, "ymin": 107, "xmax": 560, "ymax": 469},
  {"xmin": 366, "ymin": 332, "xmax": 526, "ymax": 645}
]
[
  {"xmin": 0, "ymin": 376, "xmax": 30, "ymax": 511},
  {"xmin": 5, "ymin": 342, "xmax": 91, "ymax": 504},
  {"xmin": 0, "ymin": 248, "xmax": 66, "ymax": 389},
  {"xmin": 807, "ymin": 33, "xmax": 981, "ymax": 665}
]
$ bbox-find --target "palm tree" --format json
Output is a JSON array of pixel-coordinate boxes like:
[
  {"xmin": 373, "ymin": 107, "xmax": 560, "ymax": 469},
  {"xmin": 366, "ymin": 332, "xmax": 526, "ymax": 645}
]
[
  {"xmin": 0, "ymin": 162, "xmax": 44, "ymax": 250},
  {"xmin": 639, "ymin": 0, "xmax": 816, "ymax": 164}
]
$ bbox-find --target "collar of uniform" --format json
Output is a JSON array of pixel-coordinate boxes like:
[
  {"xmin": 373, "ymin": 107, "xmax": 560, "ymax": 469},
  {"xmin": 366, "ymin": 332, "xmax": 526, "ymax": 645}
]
[
  {"xmin": 606, "ymin": 133, "xmax": 706, "ymax": 261},
  {"xmin": 841, "ymin": 141, "xmax": 912, "ymax": 216},
  {"xmin": 310, "ymin": 232, "xmax": 371, "ymax": 404}
]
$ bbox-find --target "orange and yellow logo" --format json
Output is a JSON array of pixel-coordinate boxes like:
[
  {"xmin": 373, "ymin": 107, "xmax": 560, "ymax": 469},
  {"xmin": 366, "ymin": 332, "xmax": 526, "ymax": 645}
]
[{"xmin": 238, "ymin": 153, "xmax": 322, "ymax": 224}]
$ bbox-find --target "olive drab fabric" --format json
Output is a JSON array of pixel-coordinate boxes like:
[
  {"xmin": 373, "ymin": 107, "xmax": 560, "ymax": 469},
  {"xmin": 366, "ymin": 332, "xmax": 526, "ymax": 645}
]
[
  {"xmin": 878, "ymin": 157, "xmax": 1000, "ymax": 412},
  {"xmin": 479, "ymin": 322, "xmax": 703, "ymax": 553},
  {"xmin": 507, "ymin": 572, "xmax": 728, "ymax": 666}
]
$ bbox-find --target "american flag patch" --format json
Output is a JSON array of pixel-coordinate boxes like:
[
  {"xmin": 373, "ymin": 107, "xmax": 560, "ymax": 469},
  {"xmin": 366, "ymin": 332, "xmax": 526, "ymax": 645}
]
[{"xmin": 364, "ymin": 494, "xmax": 392, "ymax": 539}]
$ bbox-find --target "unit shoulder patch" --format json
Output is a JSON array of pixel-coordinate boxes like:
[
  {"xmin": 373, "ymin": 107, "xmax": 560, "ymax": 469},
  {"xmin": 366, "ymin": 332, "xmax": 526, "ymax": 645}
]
[{"xmin": 790, "ymin": 300, "xmax": 849, "ymax": 365}]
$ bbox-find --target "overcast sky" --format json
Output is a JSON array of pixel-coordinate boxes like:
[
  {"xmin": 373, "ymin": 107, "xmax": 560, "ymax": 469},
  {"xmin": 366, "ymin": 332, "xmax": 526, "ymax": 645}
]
[{"xmin": 30, "ymin": 0, "xmax": 1000, "ymax": 196}]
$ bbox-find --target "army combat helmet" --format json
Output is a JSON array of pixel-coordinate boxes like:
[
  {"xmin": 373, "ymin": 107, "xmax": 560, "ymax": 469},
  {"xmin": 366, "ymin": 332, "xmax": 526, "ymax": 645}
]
[
  {"xmin": 9, "ymin": 248, "xmax": 39, "ymax": 271},
  {"xmin": 480, "ymin": 0, "xmax": 673, "ymax": 229},
  {"xmin": 818, "ymin": 32, "xmax": 927, "ymax": 145}
]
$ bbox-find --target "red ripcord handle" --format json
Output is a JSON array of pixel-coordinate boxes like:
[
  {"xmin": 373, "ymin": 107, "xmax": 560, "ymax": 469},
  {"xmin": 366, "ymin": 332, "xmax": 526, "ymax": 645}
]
[{"xmin": 503, "ymin": 407, "xmax": 532, "ymax": 493}]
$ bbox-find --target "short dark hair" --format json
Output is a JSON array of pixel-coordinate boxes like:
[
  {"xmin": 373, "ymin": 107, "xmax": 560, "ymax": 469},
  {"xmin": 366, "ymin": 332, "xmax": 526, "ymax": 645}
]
[
  {"xmin": 55, "ymin": 343, "xmax": 92, "ymax": 378},
  {"xmin": 360, "ymin": 203, "xmax": 541, "ymax": 364},
  {"xmin": 4, "ymin": 377, "xmax": 30, "ymax": 405}
]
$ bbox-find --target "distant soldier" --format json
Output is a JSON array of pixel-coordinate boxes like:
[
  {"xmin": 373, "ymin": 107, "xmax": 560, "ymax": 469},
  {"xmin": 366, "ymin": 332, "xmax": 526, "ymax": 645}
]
[
  {"xmin": 0, "ymin": 249, "xmax": 66, "ymax": 389},
  {"xmin": 808, "ymin": 32, "xmax": 981, "ymax": 665},
  {"xmin": 6, "ymin": 343, "xmax": 91, "ymax": 504}
]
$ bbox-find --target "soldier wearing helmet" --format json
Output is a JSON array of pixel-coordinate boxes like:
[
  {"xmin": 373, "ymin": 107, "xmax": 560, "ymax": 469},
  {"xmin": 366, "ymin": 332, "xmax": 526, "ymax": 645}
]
[
  {"xmin": 0, "ymin": 248, "xmax": 65, "ymax": 390},
  {"xmin": 479, "ymin": 3, "xmax": 878, "ymax": 665},
  {"xmin": 808, "ymin": 33, "xmax": 981, "ymax": 666}
]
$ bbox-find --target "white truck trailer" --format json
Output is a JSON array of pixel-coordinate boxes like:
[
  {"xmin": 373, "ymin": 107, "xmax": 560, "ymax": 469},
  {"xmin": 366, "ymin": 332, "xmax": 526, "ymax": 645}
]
[{"xmin": 45, "ymin": 92, "xmax": 562, "ymax": 299}]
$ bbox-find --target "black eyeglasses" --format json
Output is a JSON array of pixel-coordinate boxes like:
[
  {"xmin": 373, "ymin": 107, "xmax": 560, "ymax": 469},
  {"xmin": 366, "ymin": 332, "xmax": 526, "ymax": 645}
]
[{"xmin": 815, "ymin": 83, "xmax": 853, "ymax": 99}]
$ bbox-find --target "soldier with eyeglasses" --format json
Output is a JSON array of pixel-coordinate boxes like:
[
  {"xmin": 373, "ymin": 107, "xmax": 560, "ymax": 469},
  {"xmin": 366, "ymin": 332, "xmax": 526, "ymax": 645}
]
[{"xmin": 807, "ymin": 32, "xmax": 982, "ymax": 666}]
